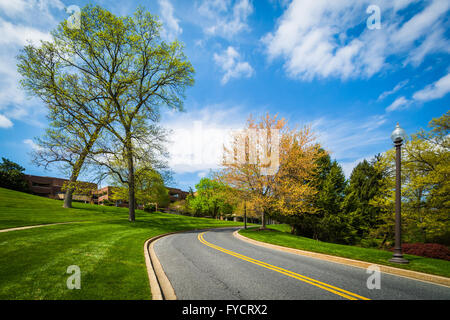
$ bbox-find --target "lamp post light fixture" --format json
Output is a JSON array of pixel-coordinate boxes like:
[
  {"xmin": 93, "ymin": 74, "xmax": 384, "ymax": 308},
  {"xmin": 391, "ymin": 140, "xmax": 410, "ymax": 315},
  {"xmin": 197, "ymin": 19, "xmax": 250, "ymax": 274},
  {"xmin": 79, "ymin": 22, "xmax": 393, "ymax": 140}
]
[{"xmin": 389, "ymin": 123, "xmax": 409, "ymax": 264}]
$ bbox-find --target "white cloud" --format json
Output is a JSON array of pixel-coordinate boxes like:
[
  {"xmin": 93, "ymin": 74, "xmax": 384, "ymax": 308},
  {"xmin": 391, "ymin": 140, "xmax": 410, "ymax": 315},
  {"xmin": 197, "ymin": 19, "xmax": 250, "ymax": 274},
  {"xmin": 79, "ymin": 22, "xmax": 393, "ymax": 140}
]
[
  {"xmin": 263, "ymin": 0, "xmax": 450, "ymax": 80},
  {"xmin": 385, "ymin": 73, "xmax": 450, "ymax": 112},
  {"xmin": 360, "ymin": 114, "xmax": 387, "ymax": 131},
  {"xmin": 0, "ymin": 18, "xmax": 52, "ymax": 45},
  {"xmin": 412, "ymin": 73, "xmax": 450, "ymax": 102},
  {"xmin": 404, "ymin": 27, "xmax": 450, "ymax": 67},
  {"xmin": 0, "ymin": 0, "xmax": 65, "ymax": 24},
  {"xmin": 23, "ymin": 138, "xmax": 42, "ymax": 150},
  {"xmin": 213, "ymin": 46, "xmax": 254, "ymax": 84},
  {"xmin": 0, "ymin": 1, "xmax": 64, "ymax": 128},
  {"xmin": 0, "ymin": 0, "xmax": 29, "ymax": 16},
  {"xmin": 310, "ymin": 114, "xmax": 388, "ymax": 162},
  {"xmin": 378, "ymin": 79, "xmax": 409, "ymax": 100},
  {"xmin": 197, "ymin": 0, "xmax": 253, "ymax": 38},
  {"xmin": 197, "ymin": 171, "xmax": 208, "ymax": 178},
  {"xmin": 391, "ymin": 0, "xmax": 448, "ymax": 51},
  {"xmin": 386, "ymin": 96, "xmax": 410, "ymax": 112},
  {"xmin": 162, "ymin": 105, "xmax": 246, "ymax": 174},
  {"xmin": 158, "ymin": 0, "xmax": 182, "ymax": 41},
  {"xmin": 164, "ymin": 106, "xmax": 391, "ymax": 178},
  {"xmin": 0, "ymin": 114, "xmax": 13, "ymax": 128}
]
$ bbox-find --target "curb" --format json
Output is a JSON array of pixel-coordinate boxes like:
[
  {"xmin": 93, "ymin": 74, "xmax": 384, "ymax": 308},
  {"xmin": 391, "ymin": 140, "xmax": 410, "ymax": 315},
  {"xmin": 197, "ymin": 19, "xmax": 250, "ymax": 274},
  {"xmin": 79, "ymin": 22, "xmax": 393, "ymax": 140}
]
[
  {"xmin": 144, "ymin": 233, "xmax": 178, "ymax": 300},
  {"xmin": 233, "ymin": 230, "xmax": 450, "ymax": 288},
  {"xmin": 144, "ymin": 226, "xmax": 242, "ymax": 300}
]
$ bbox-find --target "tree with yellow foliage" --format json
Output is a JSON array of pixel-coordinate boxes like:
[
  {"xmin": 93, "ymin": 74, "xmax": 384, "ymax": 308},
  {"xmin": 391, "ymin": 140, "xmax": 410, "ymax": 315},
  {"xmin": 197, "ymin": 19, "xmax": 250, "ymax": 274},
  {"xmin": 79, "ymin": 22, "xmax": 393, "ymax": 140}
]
[{"xmin": 219, "ymin": 113, "xmax": 321, "ymax": 229}]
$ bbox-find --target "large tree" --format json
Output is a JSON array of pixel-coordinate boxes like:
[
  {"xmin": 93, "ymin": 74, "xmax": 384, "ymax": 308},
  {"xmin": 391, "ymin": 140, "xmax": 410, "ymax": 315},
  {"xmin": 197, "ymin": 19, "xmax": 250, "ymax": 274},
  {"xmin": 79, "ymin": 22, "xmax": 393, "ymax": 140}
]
[
  {"xmin": 271, "ymin": 124, "xmax": 321, "ymax": 223},
  {"xmin": 17, "ymin": 24, "xmax": 114, "ymax": 208},
  {"xmin": 220, "ymin": 114, "xmax": 285, "ymax": 229},
  {"xmin": 316, "ymin": 160, "xmax": 349, "ymax": 242},
  {"xmin": 18, "ymin": 6, "xmax": 195, "ymax": 220},
  {"xmin": 110, "ymin": 167, "xmax": 170, "ymax": 209},
  {"xmin": 372, "ymin": 111, "xmax": 449, "ymax": 244},
  {"xmin": 187, "ymin": 178, "xmax": 236, "ymax": 219},
  {"xmin": 92, "ymin": 121, "xmax": 172, "ymax": 210},
  {"xmin": 27, "ymin": 109, "xmax": 111, "ymax": 208},
  {"xmin": 404, "ymin": 111, "xmax": 449, "ymax": 214},
  {"xmin": 297, "ymin": 152, "xmax": 350, "ymax": 243},
  {"xmin": 220, "ymin": 114, "xmax": 320, "ymax": 229},
  {"xmin": 341, "ymin": 158, "xmax": 384, "ymax": 243}
]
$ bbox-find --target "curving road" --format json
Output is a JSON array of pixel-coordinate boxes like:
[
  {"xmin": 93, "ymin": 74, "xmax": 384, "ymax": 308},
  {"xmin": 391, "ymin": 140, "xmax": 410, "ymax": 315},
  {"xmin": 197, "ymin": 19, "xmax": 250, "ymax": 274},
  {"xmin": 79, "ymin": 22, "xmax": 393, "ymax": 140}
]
[{"xmin": 153, "ymin": 227, "xmax": 450, "ymax": 300}]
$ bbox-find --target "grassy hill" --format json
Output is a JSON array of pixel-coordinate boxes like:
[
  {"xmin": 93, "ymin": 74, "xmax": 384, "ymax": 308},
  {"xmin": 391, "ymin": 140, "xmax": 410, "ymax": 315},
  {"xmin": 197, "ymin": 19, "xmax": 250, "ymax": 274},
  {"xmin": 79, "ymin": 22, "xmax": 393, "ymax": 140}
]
[{"xmin": 0, "ymin": 187, "xmax": 243, "ymax": 299}]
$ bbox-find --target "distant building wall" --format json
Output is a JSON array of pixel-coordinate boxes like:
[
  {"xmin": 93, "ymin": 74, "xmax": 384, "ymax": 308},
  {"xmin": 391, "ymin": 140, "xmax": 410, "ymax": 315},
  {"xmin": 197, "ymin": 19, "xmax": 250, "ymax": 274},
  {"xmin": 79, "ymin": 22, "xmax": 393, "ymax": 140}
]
[
  {"xmin": 23, "ymin": 175, "xmax": 97, "ymax": 203},
  {"xmin": 22, "ymin": 174, "xmax": 188, "ymax": 209},
  {"xmin": 167, "ymin": 187, "xmax": 188, "ymax": 203},
  {"xmin": 93, "ymin": 186, "xmax": 117, "ymax": 205}
]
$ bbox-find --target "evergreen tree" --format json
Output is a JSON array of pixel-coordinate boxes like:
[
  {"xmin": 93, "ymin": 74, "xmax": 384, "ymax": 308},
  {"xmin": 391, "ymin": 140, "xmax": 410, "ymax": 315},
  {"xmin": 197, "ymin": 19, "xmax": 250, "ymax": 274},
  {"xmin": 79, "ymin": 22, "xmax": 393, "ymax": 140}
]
[
  {"xmin": 316, "ymin": 160, "xmax": 347, "ymax": 216},
  {"xmin": 282, "ymin": 151, "xmax": 349, "ymax": 243},
  {"xmin": 317, "ymin": 160, "xmax": 349, "ymax": 243},
  {"xmin": 341, "ymin": 159, "xmax": 383, "ymax": 242},
  {"xmin": 291, "ymin": 151, "xmax": 332, "ymax": 239}
]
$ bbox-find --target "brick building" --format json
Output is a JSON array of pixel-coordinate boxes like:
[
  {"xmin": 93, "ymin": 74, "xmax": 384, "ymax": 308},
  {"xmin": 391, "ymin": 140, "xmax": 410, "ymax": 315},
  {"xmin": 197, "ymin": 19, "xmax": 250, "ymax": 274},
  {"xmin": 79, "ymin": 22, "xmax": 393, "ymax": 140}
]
[
  {"xmin": 167, "ymin": 187, "xmax": 189, "ymax": 203},
  {"xmin": 23, "ymin": 175, "xmax": 97, "ymax": 203},
  {"xmin": 93, "ymin": 186, "xmax": 188, "ymax": 207},
  {"xmin": 93, "ymin": 186, "xmax": 125, "ymax": 206},
  {"xmin": 22, "ymin": 174, "xmax": 188, "ymax": 208}
]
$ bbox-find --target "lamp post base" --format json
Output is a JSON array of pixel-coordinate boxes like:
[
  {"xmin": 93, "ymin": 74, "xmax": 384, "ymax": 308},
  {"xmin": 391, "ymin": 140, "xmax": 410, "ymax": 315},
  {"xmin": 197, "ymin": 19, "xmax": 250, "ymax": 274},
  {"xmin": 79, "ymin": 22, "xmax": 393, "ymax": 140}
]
[{"xmin": 389, "ymin": 256, "xmax": 409, "ymax": 264}]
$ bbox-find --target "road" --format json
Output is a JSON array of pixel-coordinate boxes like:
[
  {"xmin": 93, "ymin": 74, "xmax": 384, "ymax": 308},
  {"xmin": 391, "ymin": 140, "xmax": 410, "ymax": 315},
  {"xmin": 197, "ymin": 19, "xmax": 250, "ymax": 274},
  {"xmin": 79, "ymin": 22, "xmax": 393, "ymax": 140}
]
[{"xmin": 153, "ymin": 227, "xmax": 450, "ymax": 300}]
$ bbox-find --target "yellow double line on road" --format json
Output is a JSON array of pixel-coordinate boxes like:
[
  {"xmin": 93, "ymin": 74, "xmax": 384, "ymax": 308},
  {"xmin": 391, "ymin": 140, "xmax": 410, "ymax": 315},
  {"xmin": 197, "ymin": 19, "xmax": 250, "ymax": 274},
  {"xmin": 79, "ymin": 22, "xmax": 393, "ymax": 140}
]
[{"xmin": 198, "ymin": 232, "xmax": 370, "ymax": 300}]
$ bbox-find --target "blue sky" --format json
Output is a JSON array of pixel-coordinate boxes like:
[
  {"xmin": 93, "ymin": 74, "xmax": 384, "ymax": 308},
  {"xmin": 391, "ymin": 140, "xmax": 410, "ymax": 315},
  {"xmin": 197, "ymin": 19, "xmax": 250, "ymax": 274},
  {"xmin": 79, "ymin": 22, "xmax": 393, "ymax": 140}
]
[{"xmin": 0, "ymin": 0, "xmax": 449, "ymax": 191}]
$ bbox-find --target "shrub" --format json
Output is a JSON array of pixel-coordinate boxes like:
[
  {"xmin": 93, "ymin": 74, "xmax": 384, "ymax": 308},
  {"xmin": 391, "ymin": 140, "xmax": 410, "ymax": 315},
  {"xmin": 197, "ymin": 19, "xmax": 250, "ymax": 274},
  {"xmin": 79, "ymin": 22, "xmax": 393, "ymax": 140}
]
[
  {"xmin": 101, "ymin": 199, "xmax": 115, "ymax": 206},
  {"xmin": 168, "ymin": 200, "xmax": 190, "ymax": 215},
  {"xmin": 399, "ymin": 243, "xmax": 450, "ymax": 261},
  {"xmin": 359, "ymin": 238, "xmax": 379, "ymax": 248},
  {"xmin": 143, "ymin": 203, "xmax": 156, "ymax": 213}
]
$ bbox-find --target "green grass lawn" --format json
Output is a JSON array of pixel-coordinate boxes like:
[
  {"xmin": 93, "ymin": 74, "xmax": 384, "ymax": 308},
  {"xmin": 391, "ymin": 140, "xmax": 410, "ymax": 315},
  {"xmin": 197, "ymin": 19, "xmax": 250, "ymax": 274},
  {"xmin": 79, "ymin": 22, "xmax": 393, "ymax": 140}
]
[
  {"xmin": 239, "ymin": 225, "xmax": 450, "ymax": 278},
  {"xmin": 0, "ymin": 187, "xmax": 244, "ymax": 299}
]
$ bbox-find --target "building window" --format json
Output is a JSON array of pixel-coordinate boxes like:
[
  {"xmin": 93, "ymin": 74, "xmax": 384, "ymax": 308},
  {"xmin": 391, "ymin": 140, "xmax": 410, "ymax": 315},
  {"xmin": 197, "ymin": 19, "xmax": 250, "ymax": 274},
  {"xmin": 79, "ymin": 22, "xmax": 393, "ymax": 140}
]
[{"xmin": 32, "ymin": 182, "xmax": 51, "ymax": 187}]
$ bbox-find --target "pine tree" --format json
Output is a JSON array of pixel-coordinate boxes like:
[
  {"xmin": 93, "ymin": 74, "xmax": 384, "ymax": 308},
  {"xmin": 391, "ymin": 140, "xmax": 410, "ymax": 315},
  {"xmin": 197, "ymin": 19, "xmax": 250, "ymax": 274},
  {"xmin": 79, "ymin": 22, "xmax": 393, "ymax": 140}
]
[
  {"xmin": 341, "ymin": 159, "xmax": 383, "ymax": 243},
  {"xmin": 317, "ymin": 160, "xmax": 349, "ymax": 242}
]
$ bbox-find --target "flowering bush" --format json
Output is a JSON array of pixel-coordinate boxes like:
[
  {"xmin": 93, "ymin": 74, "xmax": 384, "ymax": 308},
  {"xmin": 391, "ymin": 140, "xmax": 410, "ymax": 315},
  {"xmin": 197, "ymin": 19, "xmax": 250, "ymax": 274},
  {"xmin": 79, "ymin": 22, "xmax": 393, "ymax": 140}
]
[{"xmin": 400, "ymin": 243, "xmax": 450, "ymax": 261}]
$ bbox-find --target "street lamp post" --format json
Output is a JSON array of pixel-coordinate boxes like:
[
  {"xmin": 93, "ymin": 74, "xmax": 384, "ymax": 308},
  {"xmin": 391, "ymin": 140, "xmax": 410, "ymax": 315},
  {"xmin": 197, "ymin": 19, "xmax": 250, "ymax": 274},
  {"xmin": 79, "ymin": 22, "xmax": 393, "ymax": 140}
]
[
  {"xmin": 389, "ymin": 123, "xmax": 409, "ymax": 264},
  {"xmin": 244, "ymin": 201, "xmax": 247, "ymax": 229}
]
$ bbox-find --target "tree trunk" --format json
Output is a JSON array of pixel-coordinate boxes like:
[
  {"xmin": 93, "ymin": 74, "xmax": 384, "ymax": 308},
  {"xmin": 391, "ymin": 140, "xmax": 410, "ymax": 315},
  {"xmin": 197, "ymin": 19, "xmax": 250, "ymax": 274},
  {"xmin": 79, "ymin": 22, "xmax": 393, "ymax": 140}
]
[
  {"xmin": 63, "ymin": 124, "xmax": 102, "ymax": 209},
  {"xmin": 260, "ymin": 210, "xmax": 266, "ymax": 229},
  {"xmin": 63, "ymin": 154, "xmax": 87, "ymax": 208},
  {"xmin": 127, "ymin": 143, "xmax": 135, "ymax": 222},
  {"xmin": 380, "ymin": 233, "xmax": 388, "ymax": 249},
  {"xmin": 63, "ymin": 188, "xmax": 74, "ymax": 208}
]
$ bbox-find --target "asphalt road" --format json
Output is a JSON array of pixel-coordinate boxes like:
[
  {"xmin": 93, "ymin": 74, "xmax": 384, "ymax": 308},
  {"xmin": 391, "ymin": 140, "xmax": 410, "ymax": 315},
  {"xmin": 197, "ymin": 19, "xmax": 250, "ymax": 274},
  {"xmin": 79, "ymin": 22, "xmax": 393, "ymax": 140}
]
[{"xmin": 153, "ymin": 227, "xmax": 450, "ymax": 300}]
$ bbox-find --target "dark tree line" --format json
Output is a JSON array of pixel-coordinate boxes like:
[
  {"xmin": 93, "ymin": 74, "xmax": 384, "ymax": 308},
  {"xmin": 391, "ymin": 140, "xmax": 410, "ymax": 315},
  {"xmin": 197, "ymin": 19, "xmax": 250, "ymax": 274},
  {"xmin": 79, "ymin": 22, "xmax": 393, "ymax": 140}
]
[{"xmin": 0, "ymin": 158, "xmax": 29, "ymax": 193}]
